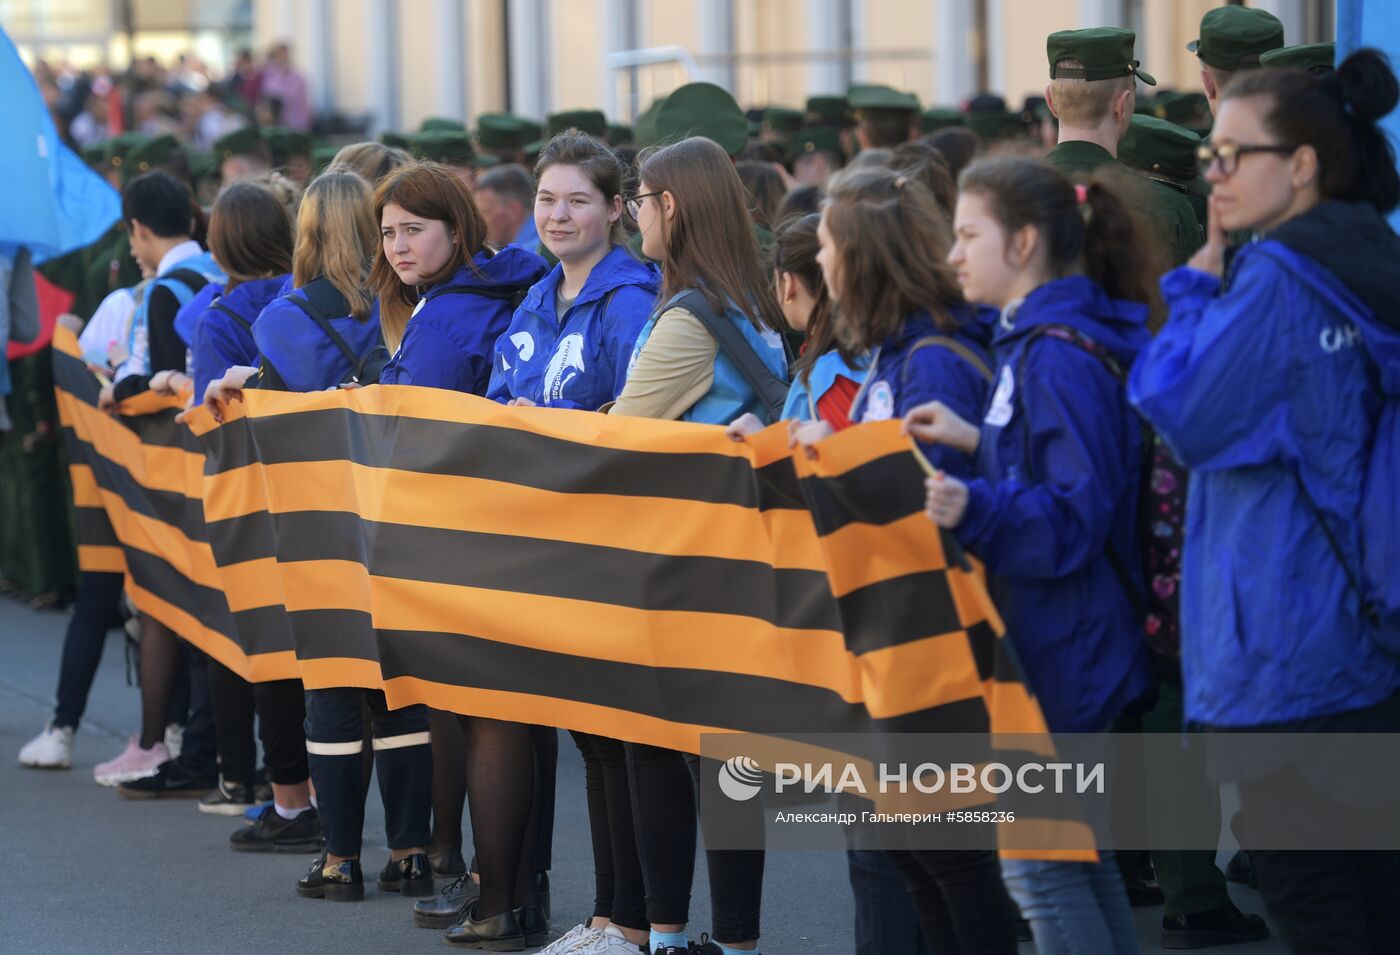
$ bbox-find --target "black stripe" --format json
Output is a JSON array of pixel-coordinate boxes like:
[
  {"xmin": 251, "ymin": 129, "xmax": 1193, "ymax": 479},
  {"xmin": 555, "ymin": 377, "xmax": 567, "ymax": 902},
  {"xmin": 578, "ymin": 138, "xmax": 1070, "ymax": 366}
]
[
  {"xmin": 800, "ymin": 451, "xmax": 926, "ymax": 535},
  {"xmin": 114, "ymin": 407, "xmax": 189, "ymax": 449},
  {"xmin": 206, "ymin": 407, "xmax": 807, "ymax": 511},
  {"xmin": 53, "ymin": 352, "xmax": 100, "ymax": 405},
  {"xmin": 65, "ymin": 433, "xmax": 209, "ymax": 544},
  {"xmin": 283, "ymin": 608, "xmax": 383, "ymax": 663},
  {"xmin": 74, "ymin": 507, "xmax": 119, "ymax": 549}
]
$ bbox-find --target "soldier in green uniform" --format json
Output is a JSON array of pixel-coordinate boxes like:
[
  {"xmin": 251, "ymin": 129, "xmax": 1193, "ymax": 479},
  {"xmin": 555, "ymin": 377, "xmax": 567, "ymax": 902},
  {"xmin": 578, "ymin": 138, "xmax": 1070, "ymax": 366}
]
[
  {"xmin": 760, "ymin": 106, "xmax": 804, "ymax": 147},
  {"xmin": 264, "ymin": 126, "xmax": 313, "ymax": 183},
  {"xmin": 847, "ymin": 83, "xmax": 919, "ymax": 150},
  {"xmin": 920, "ymin": 107, "xmax": 965, "ymax": 134},
  {"xmin": 1044, "ymin": 28, "xmax": 1202, "ymax": 264},
  {"xmin": 523, "ymin": 109, "xmax": 609, "ymax": 163},
  {"xmin": 785, "ymin": 126, "xmax": 843, "ymax": 188},
  {"xmin": 475, "ymin": 113, "xmax": 542, "ymax": 166},
  {"xmin": 379, "ymin": 130, "xmax": 413, "ymax": 150},
  {"xmin": 213, "ymin": 125, "xmax": 270, "ymax": 184},
  {"xmin": 1260, "ymin": 41, "xmax": 1335, "ymax": 75},
  {"xmin": 805, "ymin": 93, "xmax": 854, "ymax": 160},
  {"xmin": 1120, "ymin": 115, "xmax": 1208, "ymax": 252},
  {"xmin": 1189, "ymin": 6, "xmax": 1284, "ymax": 116},
  {"xmin": 410, "ymin": 127, "xmax": 497, "ymax": 190}
]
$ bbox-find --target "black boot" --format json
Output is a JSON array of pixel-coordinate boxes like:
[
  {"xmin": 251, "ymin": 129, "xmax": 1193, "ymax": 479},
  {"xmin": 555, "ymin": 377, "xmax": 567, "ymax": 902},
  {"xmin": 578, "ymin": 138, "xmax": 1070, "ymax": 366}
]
[
  {"xmin": 516, "ymin": 905, "xmax": 549, "ymax": 947},
  {"xmin": 229, "ymin": 805, "xmax": 323, "ymax": 853},
  {"xmin": 1162, "ymin": 902, "xmax": 1269, "ymax": 949},
  {"xmin": 443, "ymin": 899, "xmax": 524, "ymax": 950},
  {"xmin": 297, "ymin": 854, "xmax": 364, "ymax": 902},
  {"xmin": 378, "ymin": 852, "xmax": 434, "ymax": 896},
  {"xmin": 414, "ymin": 873, "xmax": 480, "ymax": 929},
  {"xmin": 429, "ymin": 847, "xmax": 467, "ymax": 878},
  {"xmin": 1224, "ymin": 850, "xmax": 1258, "ymax": 888}
]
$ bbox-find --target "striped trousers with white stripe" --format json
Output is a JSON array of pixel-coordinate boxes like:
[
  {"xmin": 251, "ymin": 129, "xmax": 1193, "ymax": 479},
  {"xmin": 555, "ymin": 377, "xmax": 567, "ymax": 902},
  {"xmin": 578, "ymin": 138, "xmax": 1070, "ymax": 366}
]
[{"xmin": 304, "ymin": 687, "xmax": 432, "ymax": 857}]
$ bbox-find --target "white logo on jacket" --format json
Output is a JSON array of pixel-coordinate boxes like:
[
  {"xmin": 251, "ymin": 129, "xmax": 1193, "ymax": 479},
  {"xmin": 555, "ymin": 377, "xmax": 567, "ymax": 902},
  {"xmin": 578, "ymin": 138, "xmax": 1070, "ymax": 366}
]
[
  {"xmin": 1319, "ymin": 324, "xmax": 1361, "ymax": 354},
  {"xmin": 984, "ymin": 365, "xmax": 1015, "ymax": 428},
  {"xmin": 862, "ymin": 381, "xmax": 895, "ymax": 422},
  {"xmin": 543, "ymin": 333, "xmax": 586, "ymax": 404}
]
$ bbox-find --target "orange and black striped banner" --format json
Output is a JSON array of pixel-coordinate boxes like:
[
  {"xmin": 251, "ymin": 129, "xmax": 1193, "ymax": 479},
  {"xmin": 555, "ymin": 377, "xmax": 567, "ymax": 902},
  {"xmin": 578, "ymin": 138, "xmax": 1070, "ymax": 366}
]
[{"xmin": 53, "ymin": 325, "xmax": 1050, "ymax": 752}]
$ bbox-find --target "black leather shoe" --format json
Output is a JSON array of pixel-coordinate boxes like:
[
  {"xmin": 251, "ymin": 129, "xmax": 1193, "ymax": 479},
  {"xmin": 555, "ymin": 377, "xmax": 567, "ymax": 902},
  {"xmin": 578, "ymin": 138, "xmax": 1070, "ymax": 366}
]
[
  {"xmin": 1224, "ymin": 850, "xmax": 1258, "ymax": 888},
  {"xmin": 414, "ymin": 873, "xmax": 480, "ymax": 929},
  {"xmin": 515, "ymin": 905, "xmax": 548, "ymax": 947},
  {"xmin": 429, "ymin": 847, "xmax": 467, "ymax": 878},
  {"xmin": 297, "ymin": 854, "xmax": 364, "ymax": 902},
  {"xmin": 1162, "ymin": 902, "xmax": 1269, "ymax": 949},
  {"xmin": 443, "ymin": 899, "xmax": 524, "ymax": 950},
  {"xmin": 1122, "ymin": 868, "xmax": 1166, "ymax": 907},
  {"xmin": 378, "ymin": 852, "xmax": 434, "ymax": 896},
  {"xmin": 116, "ymin": 759, "xmax": 217, "ymax": 799},
  {"xmin": 230, "ymin": 805, "xmax": 323, "ymax": 853}
]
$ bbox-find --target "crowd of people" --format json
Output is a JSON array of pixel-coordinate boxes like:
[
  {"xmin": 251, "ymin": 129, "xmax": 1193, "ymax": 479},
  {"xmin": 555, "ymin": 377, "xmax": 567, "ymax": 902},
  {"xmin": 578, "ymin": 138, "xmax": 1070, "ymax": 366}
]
[{"xmin": 6, "ymin": 7, "xmax": 1399, "ymax": 955}]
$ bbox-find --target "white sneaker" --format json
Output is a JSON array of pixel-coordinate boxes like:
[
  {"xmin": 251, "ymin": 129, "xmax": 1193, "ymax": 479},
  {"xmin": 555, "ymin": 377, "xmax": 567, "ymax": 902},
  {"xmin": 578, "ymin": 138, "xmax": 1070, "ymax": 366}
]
[
  {"xmin": 164, "ymin": 722, "xmax": 184, "ymax": 760},
  {"xmin": 18, "ymin": 722, "xmax": 74, "ymax": 769},
  {"xmin": 93, "ymin": 736, "xmax": 170, "ymax": 786},
  {"xmin": 579, "ymin": 925, "xmax": 647, "ymax": 954},
  {"xmin": 537, "ymin": 923, "xmax": 604, "ymax": 954}
]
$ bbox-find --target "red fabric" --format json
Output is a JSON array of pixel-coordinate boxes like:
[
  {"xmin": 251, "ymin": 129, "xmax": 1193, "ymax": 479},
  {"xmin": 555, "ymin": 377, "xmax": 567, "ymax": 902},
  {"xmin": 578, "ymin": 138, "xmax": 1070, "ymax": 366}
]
[
  {"xmin": 816, "ymin": 374, "xmax": 861, "ymax": 431},
  {"xmin": 7, "ymin": 273, "xmax": 72, "ymax": 359}
]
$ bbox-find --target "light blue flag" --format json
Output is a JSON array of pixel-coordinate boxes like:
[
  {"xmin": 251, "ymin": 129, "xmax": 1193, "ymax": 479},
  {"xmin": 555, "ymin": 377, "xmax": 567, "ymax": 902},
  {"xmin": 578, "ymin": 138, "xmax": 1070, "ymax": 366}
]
[
  {"xmin": 1338, "ymin": 0, "xmax": 1400, "ymax": 229},
  {"xmin": 0, "ymin": 27, "xmax": 121, "ymax": 263}
]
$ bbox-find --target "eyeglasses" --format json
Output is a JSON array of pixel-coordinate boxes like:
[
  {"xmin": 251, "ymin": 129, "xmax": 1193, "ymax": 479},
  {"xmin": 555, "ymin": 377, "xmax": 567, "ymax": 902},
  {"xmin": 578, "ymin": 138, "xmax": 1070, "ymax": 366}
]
[
  {"xmin": 626, "ymin": 192, "xmax": 661, "ymax": 219},
  {"xmin": 1196, "ymin": 142, "xmax": 1297, "ymax": 177}
]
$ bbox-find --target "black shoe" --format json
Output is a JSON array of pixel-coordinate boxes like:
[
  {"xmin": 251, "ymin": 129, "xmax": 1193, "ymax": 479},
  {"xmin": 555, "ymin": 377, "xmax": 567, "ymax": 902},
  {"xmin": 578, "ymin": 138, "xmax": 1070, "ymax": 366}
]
[
  {"xmin": 230, "ymin": 805, "xmax": 324, "ymax": 853},
  {"xmin": 297, "ymin": 854, "xmax": 364, "ymax": 902},
  {"xmin": 116, "ymin": 759, "xmax": 217, "ymax": 799},
  {"xmin": 1016, "ymin": 917, "xmax": 1033, "ymax": 942},
  {"xmin": 516, "ymin": 906, "xmax": 548, "ymax": 947},
  {"xmin": 414, "ymin": 873, "xmax": 481, "ymax": 929},
  {"xmin": 198, "ymin": 777, "xmax": 258, "ymax": 816},
  {"xmin": 1122, "ymin": 868, "xmax": 1166, "ymax": 907},
  {"xmin": 1224, "ymin": 850, "xmax": 1257, "ymax": 888},
  {"xmin": 429, "ymin": 848, "xmax": 467, "ymax": 878},
  {"xmin": 378, "ymin": 852, "xmax": 434, "ymax": 896},
  {"xmin": 535, "ymin": 870, "xmax": 550, "ymax": 921},
  {"xmin": 688, "ymin": 936, "xmax": 722, "ymax": 955},
  {"xmin": 443, "ymin": 899, "xmax": 524, "ymax": 950},
  {"xmin": 1162, "ymin": 902, "xmax": 1269, "ymax": 949},
  {"xmin": 253, "ymin": 781, "xmax": 273, "ymax": 803}
]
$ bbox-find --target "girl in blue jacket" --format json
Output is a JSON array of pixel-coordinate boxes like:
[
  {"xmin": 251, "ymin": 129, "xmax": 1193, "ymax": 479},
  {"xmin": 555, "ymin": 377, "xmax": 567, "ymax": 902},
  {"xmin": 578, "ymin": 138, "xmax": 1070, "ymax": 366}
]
[
  {"xmin": 912, "ymin": 156, "xmax": 1160, "ymax": 954},
  {"xmin": 369, "ymin": 161, "xmax": 548, "ymax": 950},
  {"xmin": 1129, "ymin": 50, "xmax": 1400, "ymax": 950}
]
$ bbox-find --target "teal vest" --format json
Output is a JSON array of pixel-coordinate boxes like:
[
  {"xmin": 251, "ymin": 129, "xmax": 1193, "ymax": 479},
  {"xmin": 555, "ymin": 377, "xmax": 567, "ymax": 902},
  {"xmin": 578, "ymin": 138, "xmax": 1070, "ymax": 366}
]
[{"xmin": 126, "ymin": 250, "xmax": 225, "ymax": 375}]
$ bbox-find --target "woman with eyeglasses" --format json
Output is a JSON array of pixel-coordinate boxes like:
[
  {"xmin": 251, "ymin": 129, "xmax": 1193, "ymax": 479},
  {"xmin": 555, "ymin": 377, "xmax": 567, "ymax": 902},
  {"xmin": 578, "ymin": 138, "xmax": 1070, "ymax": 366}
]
[{"xmin": 1129, "ymin": 49, "xmax": 1400, "ymax": 953}]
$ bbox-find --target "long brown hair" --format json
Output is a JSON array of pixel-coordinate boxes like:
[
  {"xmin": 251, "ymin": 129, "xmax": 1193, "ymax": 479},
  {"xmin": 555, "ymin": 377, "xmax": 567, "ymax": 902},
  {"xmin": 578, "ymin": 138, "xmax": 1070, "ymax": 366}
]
[
  {"xmin": 774, "ymin": 214, "xmax": 835, "ymax": 386},
  {"xmin": 208, "ymin": 180, "xmax": 294, "ymax": 292},
  {"xmin": 329, "ymin": 142, "xmax": 413, "ymax": 186},
  {"xmin": 370, "ymin": 161, "xmax": 489, "ymax": 353},
  {"xmin": 822, "ymin": 165, "xmax": 964, "ymax": 359},
  {"xmin": 958, "ymin": 156, "xmax": 1163, "ymax": 317},
  {"xmin": 637, "ymin": 137, "xmax": 784, "ymax": 333},
  {"xmin": 292, "ymin": 171, "xmax": 377, "ymax": 321}
]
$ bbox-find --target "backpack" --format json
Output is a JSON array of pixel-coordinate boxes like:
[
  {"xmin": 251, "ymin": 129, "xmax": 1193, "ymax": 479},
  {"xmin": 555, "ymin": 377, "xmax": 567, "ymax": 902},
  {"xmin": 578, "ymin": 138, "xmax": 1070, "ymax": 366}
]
[
  {"xmin": 671, "ymin": 289, "xmax": 790, "ymax": 424},
  {"xmin": 257, "ymin": 277, "xmax": 386, "ymax": 390}
]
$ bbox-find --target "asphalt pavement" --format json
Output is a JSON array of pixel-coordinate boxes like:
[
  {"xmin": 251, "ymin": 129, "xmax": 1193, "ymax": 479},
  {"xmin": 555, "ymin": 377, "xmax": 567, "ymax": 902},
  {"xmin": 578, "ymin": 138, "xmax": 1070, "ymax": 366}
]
[{"xmin": 0, "ymin": 596, "xmax": 1286, "ymax": 954}]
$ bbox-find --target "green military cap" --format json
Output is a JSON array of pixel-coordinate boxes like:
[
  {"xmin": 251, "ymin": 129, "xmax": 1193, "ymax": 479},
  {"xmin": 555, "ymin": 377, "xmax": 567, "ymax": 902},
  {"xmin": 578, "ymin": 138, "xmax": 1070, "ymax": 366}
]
[
  {"xmin": 1148, "ymin": 91, "xmax": 1213, "ymax": 132},
  {"xmin": 605, "ymin": 123, "xmax": 632, "ymax": 146},
  {"xmin": 80, "ymin": 143, "xmax": 107, "ymax": 166},
  {"xmin": 1260, "ymin": 42, "xmax": 1336, "ymax": 75},
  {"xmin": 311, "ymin": 144, "xmax": 340, "ymax": 175},
  {"xmin": 632, "ymin": 97, "xmax": 667, "ymax": 147},
  {"xmin": 379, "ymin": 131, "xmax": 412, "ymax": 149},
  {"xmin": 213, "ymin": 125, "xmax": 265, "ymax": 160},
  {"xmin": 1120, "ymin": 114, "xmax": 1200, "ymax": 184},
  {"xmin": 762, "ymin": 106, "xmax": 805, "ymax": 138},
  {"xmin": 103, "ymin": 131, "xmax": 149, "ymax": 171},
  {"xmin": 965, "ymin": 110, "xmax": 1024, "ymax": 142},
  {"xmin": 920, "ymin": 107, "xmax": 966, "ymax": 133},
  {"xmin": 1048, "ymin": 27, "xmax": 1156, "ymax": 86},
  {"xmin": 1188, "ymin": 7, "xmax": 1284, "ymax": 72},
  {"xmin": 263, "ymin": 126, "xmax": 311, "ymax": 161},
  {"xmin": 785, "ymin": 126, "xmax": 842, "ymax": 163},
  {"xmin": 187, "ymin": 149, "xmax": 220, "ymax": 183},
  {"xmin": 805, "ymin": 95, "xmax": 851, "ymax": 127},
  {"xmin": 126, "ymin": 133, "xmax": 185, "ymax": 177},
  {"xmin": 848, "ymin": 83, "xmax": 920, "ymax": 115},
  {"xmin": 410, "ymin": 128, "xmax": 478, "ymax": 166},
  {"xmin": 652, "ymin": 82, "xmax": 749, "ymax": 156},
  {"xmin": 420, "ymin": 116, "xmax": 466, "ymax": 133},
  {"xmin": 547, "ymin": 109, "xmax": 608, "ymax": 138},
  {"xmin": 476, "ymin": 113, "xmax": 538, "ymax": 150}
]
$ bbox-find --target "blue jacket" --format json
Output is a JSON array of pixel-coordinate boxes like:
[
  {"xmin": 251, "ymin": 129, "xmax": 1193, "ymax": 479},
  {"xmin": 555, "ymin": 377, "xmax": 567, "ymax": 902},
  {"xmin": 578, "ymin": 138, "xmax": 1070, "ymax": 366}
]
[
  {"xmin": 486, "ymin": 245, "xmax": 659, "ymax": 408},
  {"xmin": 781, "ymin": 350, "xmax": 868, "ymax": 422},
  {"xmin": 188, "ymin": 275, "xmax": 287, "ymax": 398},
  {"xmin": 1129, "ymin": 201, "xmax": 1400, "ymax": 728},
  {"xmin": 252, "ymin": 284, "xmax": 383, "ymax": 393},
  {"xmin": 174, "ymin": 281, "xmax": 222, "ymax": 347},
  {"xmin": 381, "ymin": 246, "xmax": 549, "ymax": 394},
  {"xmin": 957, "ymin": 276, "xmax": 1153, "ymax": 733},
  {"xmin": 849, "ymin": 305, "xmax": 996, "ymax": 479}
]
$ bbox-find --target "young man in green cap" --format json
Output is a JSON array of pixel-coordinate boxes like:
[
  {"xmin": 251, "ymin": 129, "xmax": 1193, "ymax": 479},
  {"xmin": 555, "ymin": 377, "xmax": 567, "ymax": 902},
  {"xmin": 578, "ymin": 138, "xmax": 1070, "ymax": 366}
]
[
  {"xmin": 475, "ymin": 113, "xmax": 540, "ymax": 165},
  {"xmin": 760, "ymin": 106, "xmax": 804, "ymax": 146},
  {"xmin": 1045, "ymin": 27, "xmax": 1201, "ymax": 264},
  {"xmin": 1259, "ymin": 42, "xmax": 1335, "ymax": 75},
  {"xmin": 651, "ymin": 82, "xmax": 750, "ymax": 156},
  {"xmin": 848, "ymin": 83, "xmax": 919, "ymax": 150},
  {"xmin": 786, "ymin": 126, "xmax": 843, "ymax": 187},
  {"xmin": 410, "ymin": 128, "xmax": 494, "ymax": 190},
  {"xmin": 1189, "ymin": 6, "xmax": 1284, "ymax": 115},
  {"xmin": 264, "ymin": 126, "xmax": 312, "ymax": 184},
  {"xmin": 213, "ymin": 125, "xmax": 270, "ymax": 184}
]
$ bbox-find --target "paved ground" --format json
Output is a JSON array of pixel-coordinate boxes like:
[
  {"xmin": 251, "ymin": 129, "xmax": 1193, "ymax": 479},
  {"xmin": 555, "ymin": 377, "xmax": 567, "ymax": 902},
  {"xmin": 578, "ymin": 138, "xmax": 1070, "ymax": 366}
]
[{"xmin": 0, "ymin": 596, "xmax": 1286, "ymax": 954}]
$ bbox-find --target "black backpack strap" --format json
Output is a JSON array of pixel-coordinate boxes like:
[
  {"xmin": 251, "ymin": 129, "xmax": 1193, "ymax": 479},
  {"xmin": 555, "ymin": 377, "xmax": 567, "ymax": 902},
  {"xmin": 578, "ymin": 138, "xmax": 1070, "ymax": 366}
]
[
  {"xmin": 427, "ymin": 283, "xmax": 530, "ymax": 312},
  {"xmin": 286, "ymin": 278, "xmax": 361, "ymax": 368},
  {"xmin": 1293, "ymin": 469, "xmax": 1381, "ymax": 630},
  {"xmin": 161, "ymin": 267, "xmax": 211, "ymax": 295},
  {"xmin": 901, "ymin": 334, "xmax": 995, "ymax": 388},
  {"xmin": 209, "ymin": 300, "xmax": 253, "ymax": 334},
  {"xmin": 670, "ymin": 289, "xmax": 788, "ymax": 423}
]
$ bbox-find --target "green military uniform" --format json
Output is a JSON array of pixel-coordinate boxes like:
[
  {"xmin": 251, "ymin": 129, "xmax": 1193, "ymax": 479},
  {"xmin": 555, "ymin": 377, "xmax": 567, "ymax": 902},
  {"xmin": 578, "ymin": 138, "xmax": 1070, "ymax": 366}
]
[
  {"xmin": 1188, "ymin": 7, "xmax": 1284, "ymax": 72},
  {"xmin": 475, "ymin": 113, "xmax": 540, "ymax": 162},
  {"xmin": 761, "ymin": 106, "xmax": 804, "ymax": 145},
  {"xmin": 1045, "ymin": 28, "xmax": 1200, "ymax": 265},
  {"xmin": 410, "ymin": 128, "xmax": 496, "ymax": 169},
  {"xmin": 804, "ymin": 95, "xmax": 851, "ymax": 128},
  {"xmin": 1119, "ymin": 114, "xmax": 1207, "ymax": 250},
  {"xmin": 1259, "ymin": 42, "xmax": 1335, "ymax": 74}
]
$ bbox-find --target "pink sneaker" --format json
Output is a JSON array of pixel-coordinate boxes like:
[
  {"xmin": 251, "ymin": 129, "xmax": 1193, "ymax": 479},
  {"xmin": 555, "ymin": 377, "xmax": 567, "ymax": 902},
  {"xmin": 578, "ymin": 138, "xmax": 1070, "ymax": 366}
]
[{"xmin": 94, "ymin": 736, "xmax": 170, "ymax": 787}]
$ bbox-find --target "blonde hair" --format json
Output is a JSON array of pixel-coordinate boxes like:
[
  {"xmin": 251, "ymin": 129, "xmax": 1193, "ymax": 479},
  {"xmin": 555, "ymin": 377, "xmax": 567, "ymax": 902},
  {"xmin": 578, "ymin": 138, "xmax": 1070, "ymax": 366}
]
[
  {"xmin": 292, "ymin": 171, "xmax": 377, "ymax": 322},
  {"xmin": 1049, "ymin": 59, "xmax": 1134, "ymax": 126},
  {"xmin": 329, "ymin": 142, "xmax": 413, "ymax": 186}
]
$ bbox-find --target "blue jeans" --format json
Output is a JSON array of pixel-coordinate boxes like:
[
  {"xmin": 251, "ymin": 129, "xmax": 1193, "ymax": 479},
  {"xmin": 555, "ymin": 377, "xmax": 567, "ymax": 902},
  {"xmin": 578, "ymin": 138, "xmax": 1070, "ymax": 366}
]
[{"xmin": 1001, "ymin": 851, "xmax": 1138, "ymax": 955}]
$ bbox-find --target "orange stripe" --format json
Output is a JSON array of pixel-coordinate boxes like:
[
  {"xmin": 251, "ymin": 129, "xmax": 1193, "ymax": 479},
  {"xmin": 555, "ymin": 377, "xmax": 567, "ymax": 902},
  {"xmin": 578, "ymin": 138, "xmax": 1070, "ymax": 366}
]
[
  {"xmin": 820, "ymin": 513, "xmax": 951, "ymax": 598},
  {"xmin": 216, "ymin": 558, "xmax": 289, "ymax": 612},
  {"xmin": 123, "ymin": 579, "xmax": 300, "ymax": 681},
  {"xmin": 77, "ymin": 545, "xmax": 126, "ymax": 574},
  {"xmin": 66, "ymin": 398, "xmax": 199, "ymax": 497},
  {"xmin": 94, "ymin": 487, "xmax": 220, "ymax": 589},
  {"xmin": 70, "ymin": 464, "xmax": 102, "ymax": 507}
]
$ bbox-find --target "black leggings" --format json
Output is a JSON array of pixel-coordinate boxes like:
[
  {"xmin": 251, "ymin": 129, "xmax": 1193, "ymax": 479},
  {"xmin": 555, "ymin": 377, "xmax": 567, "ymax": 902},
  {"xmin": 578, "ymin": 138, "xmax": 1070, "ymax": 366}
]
[
  {"xmin": 573, "ymin": 731, "xmax": 647, "ymax": 930},
  {"xmin": 459, "ymin": 715, "xmax": 538, "ymax": 918},
  {"xmin": 887, "ymin": 848, "xmax": 1018, "ymax": 954},
  {"xmin": 208, "ymin": 665, "xmax": 309, "ymax": 786}
]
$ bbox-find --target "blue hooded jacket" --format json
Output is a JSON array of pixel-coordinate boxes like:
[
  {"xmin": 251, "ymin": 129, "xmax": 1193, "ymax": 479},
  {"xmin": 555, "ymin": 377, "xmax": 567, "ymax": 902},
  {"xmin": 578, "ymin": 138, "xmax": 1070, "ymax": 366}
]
[
  {"xmin": 486, "ymin": 245, "xmax": 659, "ymax": 408},
  {"xmin": 1129, "ymin": 201, "xmax": 1400, "ymax": 728},
  {"xmin": 957, "ymin": 276, "xmax": 1153, "ymax": 733},
  {"xmin": 849, "ymin": 304, "xmax": 997, "ymax": 479},
  {"xmin": 187, "ymin": 275, "xmax": 288, "ymax": 398},
  {"xmin": 381, "ymin": 246, "xmax": 549, "ymax": 394},
  {"xmin": 252, "ymin": 284, "xmax": 383, "ymax": 393}
]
